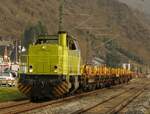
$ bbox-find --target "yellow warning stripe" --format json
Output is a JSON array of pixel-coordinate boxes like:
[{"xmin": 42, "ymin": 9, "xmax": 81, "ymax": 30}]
[
  {"xmin": 18, "ymin": 85, "xmax": 25, "ymax": 91},
  {"xmin": 54, "ymin": 87, "xmax": 62, "ymax": 96},
  {"xmin": 55, "ymin": 89, "xmax": 62, "ymax": 96},
  {"xmin": 57, "ymin": 85, "xmax": 65, "ymax": 94},
  {"xmin": 21, "ymin": 85, "xmax": 30, "ymax": 93},
  {"xmin": 21, "ymin": 86, "xmax": 29, "ymax": 93},
  {"xmin": 17, "ymin": 84, "xmax": 22, "ymax": 89},
  {"xmin": 24, "ymin": 87, "xmax": 31, "ymax": 95},
  {"xmin": 60, "ymin": 84, "xmax": 67, "ymax": 92},
  {"xmin": 63, "ymin": 81, "xmax": 68, "ymax": 88},
  {"xmin": 17, "ymin": 83, "xmax": 22, "ymax": 87}
]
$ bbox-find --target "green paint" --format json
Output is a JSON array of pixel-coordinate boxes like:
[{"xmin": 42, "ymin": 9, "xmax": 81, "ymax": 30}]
[{"xmin": 0, "ymin": 87, "xmax": 26, "ymax": 102}]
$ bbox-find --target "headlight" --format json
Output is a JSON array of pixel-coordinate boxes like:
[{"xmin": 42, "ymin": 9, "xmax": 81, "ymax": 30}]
[
  {"xmin": 54, "ymin": 66, "xmax": 58, "ymax": 73},
  {"xmin": 29, "ymin": 69, "xmax": 33, "ymax": 73},
  {"xmin": 29, "ymin": 66, "xmax": 33, "ymax": 73},
  {"xmin": 42, "ymin": 46, "xmax": 47, "ymax": 50}
]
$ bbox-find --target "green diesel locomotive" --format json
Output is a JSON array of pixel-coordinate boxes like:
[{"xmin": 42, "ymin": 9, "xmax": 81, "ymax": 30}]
[{"xmin": 18, "ymin": 31, "xmax": 81, "ymax": 99}]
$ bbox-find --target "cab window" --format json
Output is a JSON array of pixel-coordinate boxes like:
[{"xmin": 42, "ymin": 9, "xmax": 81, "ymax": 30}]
[
  {"xmin": 69, "ymin": 40, "xmax": 76, "ymax": 50},
  {"xmin": 35, "ymin": 35, "xmax": 58, "ymax": 44}
]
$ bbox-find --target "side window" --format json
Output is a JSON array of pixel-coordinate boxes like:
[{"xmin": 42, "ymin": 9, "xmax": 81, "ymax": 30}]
[{"xmin": 69, "ymin": 40, "xmax": 76, "ymax": 50}]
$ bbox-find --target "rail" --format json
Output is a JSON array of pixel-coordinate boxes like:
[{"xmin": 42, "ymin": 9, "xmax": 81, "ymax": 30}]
[
  {"xmin": 0, "ymin": 88, "xmax": 111, "ymax": 114},
  {"xmin": 71, "ymin": 83, "xmax": 149, "ymax": 114}
]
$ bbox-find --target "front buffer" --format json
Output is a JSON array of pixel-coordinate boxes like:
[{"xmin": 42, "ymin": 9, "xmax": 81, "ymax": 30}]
[{"xmin": 18, "ymin": 74, "xmax": 70, "ymax": 100}]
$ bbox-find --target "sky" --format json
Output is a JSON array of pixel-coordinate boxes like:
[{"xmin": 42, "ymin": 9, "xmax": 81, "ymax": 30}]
[{"xmin": 119, "ymin": 0, "xmax": 150, "ymax": 15}]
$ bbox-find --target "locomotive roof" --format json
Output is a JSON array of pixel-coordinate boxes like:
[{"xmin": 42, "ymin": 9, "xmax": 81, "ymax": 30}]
[{"xmin": 37, "ymin": 34, "xmax": 78, "ymax": 41}]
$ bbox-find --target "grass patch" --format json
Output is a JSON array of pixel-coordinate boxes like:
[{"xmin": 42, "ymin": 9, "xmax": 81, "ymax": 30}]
[{"xmin": 0, "ymin": 87, "xmax": 27, "ymax": 102}]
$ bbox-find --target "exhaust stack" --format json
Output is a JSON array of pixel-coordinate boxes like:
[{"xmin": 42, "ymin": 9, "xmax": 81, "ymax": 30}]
[{"xmin": 59, "ymin": 31, "xmax": 67, "ymax": 47}]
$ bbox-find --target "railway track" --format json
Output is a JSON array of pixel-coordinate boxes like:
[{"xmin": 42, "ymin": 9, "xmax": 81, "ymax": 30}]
[
  {"xmin": 0, "ymin": 87, "xmax": 117, "ymax": 114},
  {"xmin": 0, "ymin": 88, "xmax": 134, "ymax": 114},
  {"xmin": 71, "ymin": 84, "xmax": 148, "ymax": 114},
  {"xmin": 0, "ymin": 100, "xmax": 30, "ymax": 110},
  {"xmin": 0, "ymin": 79, "xmax": 148, "ymax": 114}
]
